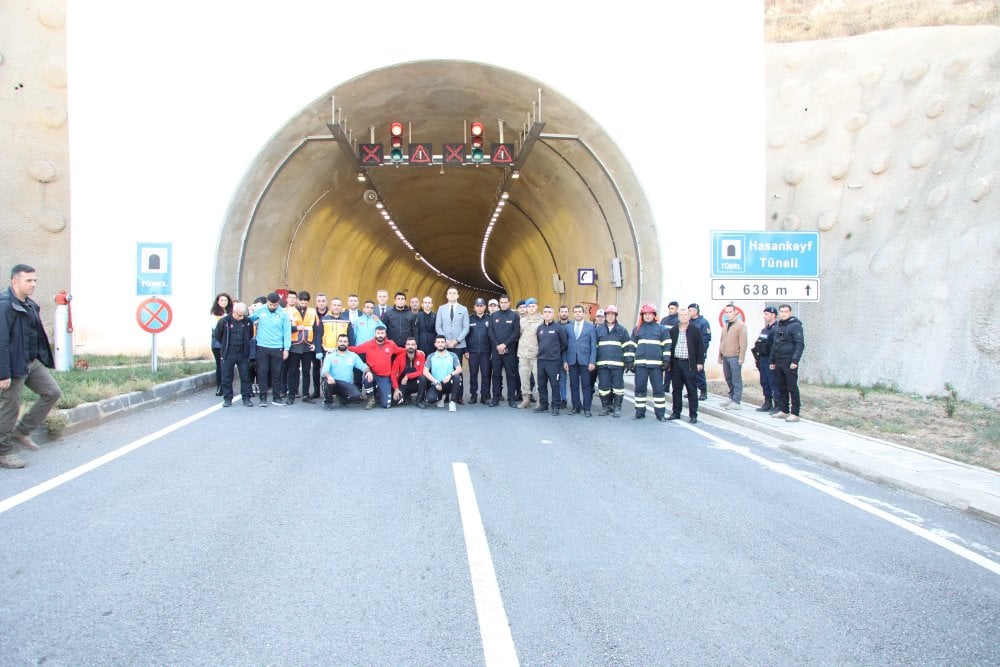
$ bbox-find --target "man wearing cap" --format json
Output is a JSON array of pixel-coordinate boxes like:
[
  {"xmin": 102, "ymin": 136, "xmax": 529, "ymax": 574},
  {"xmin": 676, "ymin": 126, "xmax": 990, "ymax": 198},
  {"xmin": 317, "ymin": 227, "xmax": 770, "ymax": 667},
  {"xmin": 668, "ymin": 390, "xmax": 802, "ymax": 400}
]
[
  {"xmin": 688, "ymin": 303, "xmax": 711, "ymax": 401},
  {"xmin": 718, "ymin": 303, "xmax": 748, "ymax": 410},
  {"xmin": 248, "ymin": 293, "xmax": 291, "ymax": 406},
  {"xmin": 563, "ymin": 304, "xmax": 598, "ymax": 416},
  {"xmin": 466, "ymin": 297, "xmax": 492, "ymax": 404},
  {"xmin": 752, "ymin": 306, "xmax": 780, "ymax": 413},
  {"xmin": 349, "ymin": 322, "xmax": 405, "ymax": 409},
  {"xmin": 516, "ymin": 298, "xmax": 543, "ymax": 409},
  {"xmin": 488, "ymin": 294, "xmax": 520, "ymax": 407},
  {"xmin": 487, "ymin": 298, "xmax": 499, "ymax": 315},
  {"xmin": 595, "ymin": 305, "xmax": 631, "ymax": 417}
]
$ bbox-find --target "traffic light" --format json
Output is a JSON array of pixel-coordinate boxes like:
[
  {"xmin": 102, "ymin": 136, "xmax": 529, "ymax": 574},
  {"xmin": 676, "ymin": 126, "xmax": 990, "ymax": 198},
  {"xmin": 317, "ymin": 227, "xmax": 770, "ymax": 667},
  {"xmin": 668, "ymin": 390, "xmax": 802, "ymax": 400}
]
[
  {"xmin": 389, "ymin": 121, "xmax": 404, "ymax": 163},
  {"xmin": 470, "ymin": 121, "xmax": 485, "ymax": 163}
]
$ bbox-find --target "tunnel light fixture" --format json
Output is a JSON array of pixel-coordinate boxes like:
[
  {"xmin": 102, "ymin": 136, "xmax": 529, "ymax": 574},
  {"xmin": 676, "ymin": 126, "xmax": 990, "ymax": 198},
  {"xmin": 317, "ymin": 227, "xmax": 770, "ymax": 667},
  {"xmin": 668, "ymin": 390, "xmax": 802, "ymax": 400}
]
[
  {"xmin": 357, "ymin": 172, "xmax": 366, "ymax": 182},
  {"xmin": 511, "ymin": 171, "xmax": 520, "ymax": 179}
]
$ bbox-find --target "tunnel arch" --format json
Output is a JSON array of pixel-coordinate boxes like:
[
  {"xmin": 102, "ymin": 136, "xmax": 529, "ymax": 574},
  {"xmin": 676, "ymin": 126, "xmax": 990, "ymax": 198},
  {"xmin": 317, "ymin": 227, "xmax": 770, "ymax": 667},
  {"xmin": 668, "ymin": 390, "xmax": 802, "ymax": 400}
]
[{"xmin": 215, "ymin": 60, "xmax": 661, "ymax": 317}]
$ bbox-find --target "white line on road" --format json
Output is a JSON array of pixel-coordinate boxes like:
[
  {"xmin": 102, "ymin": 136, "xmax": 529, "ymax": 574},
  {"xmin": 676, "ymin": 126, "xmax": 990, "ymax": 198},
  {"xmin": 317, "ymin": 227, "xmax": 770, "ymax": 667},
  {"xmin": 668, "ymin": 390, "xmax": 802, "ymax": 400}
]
[
  {"xmin": 680, "ymin": 421, "xmax": 1000, "ymax": 577},
  {"xmin": 0, "ymin": 403, "xmax": 222, "ymax": 516},
  {"xmin": 452, "ymin": 462, "xmax": 520, "ymax": 667}
]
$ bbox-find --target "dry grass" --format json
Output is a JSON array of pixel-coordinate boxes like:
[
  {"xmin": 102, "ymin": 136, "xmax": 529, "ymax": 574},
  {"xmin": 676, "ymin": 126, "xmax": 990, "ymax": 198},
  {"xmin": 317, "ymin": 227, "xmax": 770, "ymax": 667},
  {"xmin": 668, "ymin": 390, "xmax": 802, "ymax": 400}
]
[
  {"xmin": 765, "ymin": 0, "xmax": 1000, "ymax": 42},
  {"xmin": 709, "ymin": 380, "xmax": 1000, "ymax": 472}
]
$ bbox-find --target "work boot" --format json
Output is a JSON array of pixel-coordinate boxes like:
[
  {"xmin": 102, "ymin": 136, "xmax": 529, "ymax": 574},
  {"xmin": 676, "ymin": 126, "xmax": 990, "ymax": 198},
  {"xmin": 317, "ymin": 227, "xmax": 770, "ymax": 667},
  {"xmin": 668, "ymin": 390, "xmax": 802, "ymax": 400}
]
[
  {"xmin": 533, "ymin": 405, "xmax": 548, "ymax": 413},
  {"xmin": 365, "ymin": 396, "xmax": 376, "ymax": 410},
  {"xmin": 10, "ymin": 431, "xmax": 40, "ymax": 451},
  {"xmin": 755, "ymin": 399, "xmax": 773, "ymax": 412},
  {"xmin": 599, "ymin": 396, "xmax": 612, "ymax": 417},
  {"xmin": 243, "ymin": 398, "xmax": 253, "ymax": 407},
  {"xmin": 222, "ymin": 398, "xmax": 232, "ymax": 407},
  {"xmin": 634, "ymin": 409, "xmax": 645, "ymax": 420},
  {"xmin": 0, "ymin": 453, "xmax": 26, "ymax": 469},
  {"xmin": 612, "ymin": 395, "xmax": 623, "ymax": 418}
]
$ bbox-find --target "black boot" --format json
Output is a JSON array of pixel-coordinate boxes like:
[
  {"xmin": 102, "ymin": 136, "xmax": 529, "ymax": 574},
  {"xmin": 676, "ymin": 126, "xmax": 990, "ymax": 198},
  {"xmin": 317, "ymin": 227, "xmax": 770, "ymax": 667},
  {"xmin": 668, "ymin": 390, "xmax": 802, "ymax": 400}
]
[
  {"xmin": 755, "ymin": 398, "xmax": 773, "ymax": 412},
  {"xmin": 612, "ymin": 395, "xmax": 623, "ymax": 418},
  {"xmin": 599, "ymin": 395, "xmax": 612, "ymax": 416}
]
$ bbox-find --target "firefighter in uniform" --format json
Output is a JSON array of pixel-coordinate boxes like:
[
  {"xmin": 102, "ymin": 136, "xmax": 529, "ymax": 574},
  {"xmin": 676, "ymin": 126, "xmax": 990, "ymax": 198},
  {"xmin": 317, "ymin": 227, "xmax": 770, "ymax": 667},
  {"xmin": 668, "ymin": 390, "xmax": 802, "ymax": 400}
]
[
  {"xmin": 629, "ymin": 303, "xmax": 671, "ymax": 421},
  {"xmin": 595, "ymin": 305, "xmax": 632, "ymax": 417}
]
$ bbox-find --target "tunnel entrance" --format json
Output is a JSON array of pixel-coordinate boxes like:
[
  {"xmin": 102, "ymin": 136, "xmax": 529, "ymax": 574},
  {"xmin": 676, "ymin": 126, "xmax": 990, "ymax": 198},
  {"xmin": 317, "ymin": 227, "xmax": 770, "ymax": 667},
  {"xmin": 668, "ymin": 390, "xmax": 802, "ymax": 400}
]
[{"xmin": 215, "ymin": 60, "xmax": 660, "ymax": 317}]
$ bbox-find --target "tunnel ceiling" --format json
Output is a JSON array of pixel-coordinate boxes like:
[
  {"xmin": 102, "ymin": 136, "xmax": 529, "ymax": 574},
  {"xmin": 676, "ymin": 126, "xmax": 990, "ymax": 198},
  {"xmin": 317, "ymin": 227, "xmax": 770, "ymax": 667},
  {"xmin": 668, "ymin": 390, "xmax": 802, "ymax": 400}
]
[{"xmin": 216, "ymin": 60, "xmax": 659, "ymax": 315}]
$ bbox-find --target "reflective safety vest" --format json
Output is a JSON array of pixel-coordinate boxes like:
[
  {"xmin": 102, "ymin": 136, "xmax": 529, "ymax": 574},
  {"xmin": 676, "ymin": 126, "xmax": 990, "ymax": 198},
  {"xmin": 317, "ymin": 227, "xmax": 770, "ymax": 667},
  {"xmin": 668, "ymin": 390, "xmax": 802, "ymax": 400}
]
[
  {"xmin": 321, "ymin": 314, "xmax": 353, "ymax": 351},
  {"xmin": 595, "ymin": 322, "xmax": 632, "ymax": 367},
  {"xmin": 630, "ymin": 321, "xmax": 671, "ymax": 367},
  {"xmin": 288, "ymin": 306, "xmax": 318, "ymax": 345}
]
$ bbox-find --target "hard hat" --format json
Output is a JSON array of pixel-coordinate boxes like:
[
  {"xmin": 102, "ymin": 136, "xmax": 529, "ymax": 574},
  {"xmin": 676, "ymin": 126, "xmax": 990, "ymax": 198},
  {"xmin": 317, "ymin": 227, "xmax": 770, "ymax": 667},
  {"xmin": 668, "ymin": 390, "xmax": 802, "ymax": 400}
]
[
  {"xmin": 604, "ymin": 304, "xmax": 618, "ymax": 314},
  {"xmin": 640, "ymin": 303, "xmax": 657, "ymax": 315}
]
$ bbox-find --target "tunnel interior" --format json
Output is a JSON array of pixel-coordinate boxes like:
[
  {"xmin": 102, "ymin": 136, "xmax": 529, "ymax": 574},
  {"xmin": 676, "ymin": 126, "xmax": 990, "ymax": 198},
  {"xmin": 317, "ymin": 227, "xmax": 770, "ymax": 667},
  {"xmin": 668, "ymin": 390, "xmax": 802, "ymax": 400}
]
[{"xmin": 215, "ymin": 60, "xmax": 660, "ymax": 317}]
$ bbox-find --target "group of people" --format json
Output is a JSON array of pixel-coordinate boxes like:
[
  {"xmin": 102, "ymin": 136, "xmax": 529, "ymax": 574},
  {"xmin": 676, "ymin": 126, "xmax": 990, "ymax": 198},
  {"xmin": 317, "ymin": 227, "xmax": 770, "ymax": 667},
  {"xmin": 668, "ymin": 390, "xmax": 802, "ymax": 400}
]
[{"xmin": 210, "ymin": 287, "xmax": 805, "ymax": 424}]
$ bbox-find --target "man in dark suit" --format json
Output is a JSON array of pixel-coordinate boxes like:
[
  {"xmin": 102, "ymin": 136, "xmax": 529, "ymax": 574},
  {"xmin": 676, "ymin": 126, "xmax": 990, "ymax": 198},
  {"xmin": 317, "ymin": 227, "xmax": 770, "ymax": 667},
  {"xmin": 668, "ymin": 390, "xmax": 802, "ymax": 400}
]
[{"xmin": 562, "ymin": 304, "xmax": 598, "ymax": 416}]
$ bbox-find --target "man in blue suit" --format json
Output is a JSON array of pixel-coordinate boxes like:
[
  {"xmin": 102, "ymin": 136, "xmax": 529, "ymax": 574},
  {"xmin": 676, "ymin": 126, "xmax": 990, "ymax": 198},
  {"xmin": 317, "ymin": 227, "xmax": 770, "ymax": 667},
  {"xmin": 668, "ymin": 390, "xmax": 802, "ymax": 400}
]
[{"xmin": 562, "ymin": 304, "xmax": 598, "ymax": 416}]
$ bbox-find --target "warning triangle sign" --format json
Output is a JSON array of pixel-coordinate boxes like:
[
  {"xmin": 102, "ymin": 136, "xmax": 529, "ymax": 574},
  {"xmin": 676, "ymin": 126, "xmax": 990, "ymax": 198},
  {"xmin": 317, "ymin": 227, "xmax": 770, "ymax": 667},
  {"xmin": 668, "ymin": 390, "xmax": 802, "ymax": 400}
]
[
  {"xmin": 409, "ymin": 143, "xmax": 432, "ymax": 165},
  {"xmin": 491, "ymin": 143, "xmax": 515, "ymax": 164}
]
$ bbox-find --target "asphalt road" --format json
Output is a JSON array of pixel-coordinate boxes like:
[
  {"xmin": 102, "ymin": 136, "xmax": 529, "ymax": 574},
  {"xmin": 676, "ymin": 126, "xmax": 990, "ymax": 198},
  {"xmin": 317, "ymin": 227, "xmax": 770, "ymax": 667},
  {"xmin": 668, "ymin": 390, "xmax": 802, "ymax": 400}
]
[{"xmin": 1, "ymin": 389, "xmax": 998, "ymax": 665}]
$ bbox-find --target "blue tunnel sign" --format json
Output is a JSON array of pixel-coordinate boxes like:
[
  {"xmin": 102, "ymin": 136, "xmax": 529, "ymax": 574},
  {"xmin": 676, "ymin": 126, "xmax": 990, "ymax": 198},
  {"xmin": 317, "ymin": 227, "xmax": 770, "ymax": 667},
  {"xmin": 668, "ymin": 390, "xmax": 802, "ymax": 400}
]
[{"xmin": 711, "ymin": 231, "xmax": 820, "ymax": 278}]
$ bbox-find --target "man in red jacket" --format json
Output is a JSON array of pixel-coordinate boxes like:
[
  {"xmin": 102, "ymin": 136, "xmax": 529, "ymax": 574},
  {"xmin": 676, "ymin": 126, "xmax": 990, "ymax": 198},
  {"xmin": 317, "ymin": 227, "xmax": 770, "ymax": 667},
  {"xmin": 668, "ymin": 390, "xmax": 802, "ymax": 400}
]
[
  {"xmin": 391, "ymin": 337, "xmax": 427, "ymax": 406},
  {"xmin": 350, "ymin": 322, "xmax": 404, "ymax": 409}
]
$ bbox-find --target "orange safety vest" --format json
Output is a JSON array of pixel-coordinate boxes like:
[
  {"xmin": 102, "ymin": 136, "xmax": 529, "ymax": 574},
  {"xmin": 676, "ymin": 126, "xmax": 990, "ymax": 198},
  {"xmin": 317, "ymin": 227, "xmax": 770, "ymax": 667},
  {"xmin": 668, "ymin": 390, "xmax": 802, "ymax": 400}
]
[{"xmin": 287, "ymin": 306, "xmax": 318, "ymax": 345}]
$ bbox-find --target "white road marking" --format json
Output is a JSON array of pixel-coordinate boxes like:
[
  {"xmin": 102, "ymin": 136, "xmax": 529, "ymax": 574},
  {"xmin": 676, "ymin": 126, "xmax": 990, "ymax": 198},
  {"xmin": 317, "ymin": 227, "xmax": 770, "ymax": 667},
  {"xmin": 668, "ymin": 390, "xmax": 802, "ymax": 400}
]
[
  {"xmin": 452, "ymin": 462, "xmax": 520, "ymax": 667},
  {"xmin": 0, "ymin": 403, "xmax": 222, "ymax": 516},
  {"xmin": 680, "ymin": 421, "xmax": 1000, "ymax": 577}
]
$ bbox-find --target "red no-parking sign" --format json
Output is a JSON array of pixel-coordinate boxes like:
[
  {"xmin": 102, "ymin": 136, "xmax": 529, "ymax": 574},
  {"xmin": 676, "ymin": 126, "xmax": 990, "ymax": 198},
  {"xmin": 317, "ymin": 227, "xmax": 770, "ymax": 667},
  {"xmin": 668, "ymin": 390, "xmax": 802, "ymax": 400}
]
[
  {"xmin": 718, "ymin": 304, "xmax": 746, "ymax": 328},
  {"xmin": 136, "ymin": 298, "xmax": 173, "ymax": 334}
]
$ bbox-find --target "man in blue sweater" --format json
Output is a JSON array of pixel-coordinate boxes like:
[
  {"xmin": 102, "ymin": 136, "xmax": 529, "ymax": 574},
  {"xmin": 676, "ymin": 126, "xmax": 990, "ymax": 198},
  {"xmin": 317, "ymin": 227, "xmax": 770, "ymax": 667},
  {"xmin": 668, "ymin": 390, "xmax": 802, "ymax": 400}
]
[{"xmin": 249, "ymin": 292, "xmax": 291, "ymax": 406}]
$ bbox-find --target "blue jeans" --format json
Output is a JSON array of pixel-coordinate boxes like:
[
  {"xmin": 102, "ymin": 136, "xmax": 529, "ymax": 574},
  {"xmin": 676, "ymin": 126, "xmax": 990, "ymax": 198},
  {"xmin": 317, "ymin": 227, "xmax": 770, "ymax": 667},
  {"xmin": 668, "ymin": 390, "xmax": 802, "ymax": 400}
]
[
  {"xmin": 363, "ymin": 374, "xmax": 393, "ymax": 408},
  {"xmin": 722, "ymin": 356, "xmax": 743, "ymax": 403}
]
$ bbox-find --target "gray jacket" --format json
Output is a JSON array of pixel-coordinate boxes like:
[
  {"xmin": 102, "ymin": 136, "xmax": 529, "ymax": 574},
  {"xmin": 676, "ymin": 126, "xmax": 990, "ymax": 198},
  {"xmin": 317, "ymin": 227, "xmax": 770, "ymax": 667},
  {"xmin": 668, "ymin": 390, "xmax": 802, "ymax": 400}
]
[{"xmin": 435, "ymin": 302, "xmax": 470, "ymax": 349}]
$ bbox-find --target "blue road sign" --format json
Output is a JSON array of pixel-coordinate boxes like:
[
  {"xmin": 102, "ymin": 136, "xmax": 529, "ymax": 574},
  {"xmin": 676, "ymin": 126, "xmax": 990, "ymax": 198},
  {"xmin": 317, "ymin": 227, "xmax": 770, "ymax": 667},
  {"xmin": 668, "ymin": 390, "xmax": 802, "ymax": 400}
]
[
  {"xmin": 137, "ymin": 242, "xmax": 172, "ymax": 296},
  {"xmin": 711, "ymin": 231, "xmax": 819, "ymax": 278}
]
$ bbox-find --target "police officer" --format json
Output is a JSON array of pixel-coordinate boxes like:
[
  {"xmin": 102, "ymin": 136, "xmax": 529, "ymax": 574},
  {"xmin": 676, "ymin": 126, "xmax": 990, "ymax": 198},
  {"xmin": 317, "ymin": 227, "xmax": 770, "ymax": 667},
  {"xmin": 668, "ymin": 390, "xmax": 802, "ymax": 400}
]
[
  {"xmin": 753, "ymin": 305, "xmax": 780, "ymax": 413},
  {"xmin": 488, "ymin": 294, "xmax": 520, "ymax": 407},
  {"xmin": 466, "ymin": 297, "xmax": 492, "ymax": 404}
]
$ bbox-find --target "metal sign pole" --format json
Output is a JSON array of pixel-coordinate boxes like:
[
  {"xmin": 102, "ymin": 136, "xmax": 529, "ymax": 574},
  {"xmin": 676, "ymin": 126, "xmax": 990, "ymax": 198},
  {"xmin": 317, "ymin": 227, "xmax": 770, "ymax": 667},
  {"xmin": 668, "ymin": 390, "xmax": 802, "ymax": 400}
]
[{"xmin": 151, "ymin": 333, "xmax": 158, "ymax": 373}]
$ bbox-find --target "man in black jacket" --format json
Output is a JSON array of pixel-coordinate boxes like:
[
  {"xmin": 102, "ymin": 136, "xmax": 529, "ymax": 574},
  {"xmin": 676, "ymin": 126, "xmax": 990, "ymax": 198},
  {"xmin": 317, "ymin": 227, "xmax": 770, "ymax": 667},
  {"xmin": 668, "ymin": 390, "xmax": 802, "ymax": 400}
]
[
  {"xmin": 214, "ymin": 302, "xmax": 255, "ymax": 407},
  {"xmin": 667, "ymin": 309, "xmax": 705, "ymax": 423},
  {"xmin": 534, "ymin": 306, "xmax": 568, "ymax": 416},
  {"xmin": 466, "ymin": 297, "xmax": 492, "ymax": 404},
  {"xmin": 382, "ymin": 291, "xmax": 418, "ymax": 348},
  {"xmin": 488, "ymin": 294, "xmax": 521, "ymax": 407},
  {"xmin": 770, "ymin": 304, "xmax": 805, "ymax": 422},
  {"xmin": 0, "ymin": 264, "xmax": 62, "ymax": 468},
  {"xmin": 752, "ymin": 306, "xmax": 780, "ymax": 413}
]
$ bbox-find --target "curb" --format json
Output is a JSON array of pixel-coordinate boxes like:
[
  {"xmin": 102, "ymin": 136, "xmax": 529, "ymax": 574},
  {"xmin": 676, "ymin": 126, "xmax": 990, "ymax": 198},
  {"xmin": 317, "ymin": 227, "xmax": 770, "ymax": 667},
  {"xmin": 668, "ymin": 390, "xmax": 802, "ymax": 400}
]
[{"xmin": 34, "ymin": 371, "xmax": 216, "ymax": 443}]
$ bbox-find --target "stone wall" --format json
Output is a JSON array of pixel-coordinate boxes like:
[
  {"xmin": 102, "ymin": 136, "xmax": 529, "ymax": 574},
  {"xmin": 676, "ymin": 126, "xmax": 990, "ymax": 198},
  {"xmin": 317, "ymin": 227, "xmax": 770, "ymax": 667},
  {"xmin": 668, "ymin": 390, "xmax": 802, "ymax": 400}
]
[
  {"xmin": 766, "ymin": 26, "xmax": 1000, "ymax": 405},
  {"xmin": 0, "ymin": 1, "xmax": 70, "ymax": 320}
]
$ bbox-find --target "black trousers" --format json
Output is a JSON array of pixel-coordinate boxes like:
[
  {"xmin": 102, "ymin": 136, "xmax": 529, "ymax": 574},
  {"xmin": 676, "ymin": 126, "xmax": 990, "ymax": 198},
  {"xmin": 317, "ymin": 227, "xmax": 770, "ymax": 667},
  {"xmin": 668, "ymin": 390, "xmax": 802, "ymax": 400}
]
[
  {"xmin": 255, "ymin": 347, "xmax": 285, "ymax": 401},
  {"xmin": 772, "ymin": 361, "xmax": 800, "ymax": 415},
  {"xmin": 297, "ymin": 349, "xmax": 316, "ymax": 397},
  {"xmin": 425, "ymin": 376, "xmax": 462, "ymax": 403},
  {"xmin": 323, "ymin": 379, "xmax": 362, "ymax": 405},
  {"xmin": 634, "ymin": 364, "xmax": 666, "ymax": 417},
  {"xmin": 536, "ymin": 359, "xmax": 561, "ymax": 409},
  {"xmin": 597, "ymin": 365, "xmax": 625, "ymax": 397},
  {"xmin": 311, "ymin": 353, "xmax": 323, "ymax": 397},
  {"xmin": 671, "ymin": 362, "xmax": 699, "ymax": 417},
  {"xmin": 491, "ymin": 350, "xmax": 518, "ymax": 402},
  {"xmin": 469, "ymin": 351, "xmax": 492, "ymax": 400},
  {"xmin": 220, "ymin": 352, "xmax": 251, "ymax": 400},
  {"xmin": 398, "ymin": 376, "xmax": 426, "ymax": 403}
]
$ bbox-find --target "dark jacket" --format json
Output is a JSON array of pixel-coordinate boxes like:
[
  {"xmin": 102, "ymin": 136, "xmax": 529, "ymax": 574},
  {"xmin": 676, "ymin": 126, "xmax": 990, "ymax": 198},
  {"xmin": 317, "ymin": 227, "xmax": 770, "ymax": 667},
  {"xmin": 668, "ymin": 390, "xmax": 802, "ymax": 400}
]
[
  {"xmin": 213, "ymin": 314, "xmax": 255, "ymax": 358},
  {"xmin": 668, "ymin": 324, "xmax": 707, "ymax": 371},
  {"xmin": 535, "ymin": 321, "xmax": 568, "ymax": 361},
  {"xmin": 660, "ymin": 313, "xmax": 679, "ymax": 329},
  {"xmin": 0, "ymin": 287, "xmax": 54, "ymax": 379},
  {"xmin": 689, "ymin": 315, "xmax": 711, "ymax": 346},
  {"xmin": 630, "ymin": 321, "xmax": 671, "ymax": 367},
  {"xmin": 770, "ymin": 316, "xmax": 805, "ymax": 364},
  {"xmin": 381, "ymin": 306, "xmax": 417, "ymax": 347},
  {"xmin": 595, "ymin": 321, "xmax": 632, "ymax": 368},
  {"xmin": 752, "ymin": 322, "xmax": 777, "ymax": 361},
  {"xmin": 416, "ymin": 310, "xmax": 437, "ymax": 355},
  {"xmin": 466, "ymin": 313, "xmax": 492, "ymax": 353},
  {"xmin": 488, "ymin": 308, "xmax": 521, "ymax": 350}
]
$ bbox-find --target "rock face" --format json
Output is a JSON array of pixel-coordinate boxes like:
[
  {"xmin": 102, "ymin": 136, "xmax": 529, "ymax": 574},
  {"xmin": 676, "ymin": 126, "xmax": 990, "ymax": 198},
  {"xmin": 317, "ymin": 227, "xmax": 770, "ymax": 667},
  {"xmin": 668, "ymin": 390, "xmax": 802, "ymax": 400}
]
[{"xmin": 766, "ymin": 26, "xmax": 1000, "ymax": 404}]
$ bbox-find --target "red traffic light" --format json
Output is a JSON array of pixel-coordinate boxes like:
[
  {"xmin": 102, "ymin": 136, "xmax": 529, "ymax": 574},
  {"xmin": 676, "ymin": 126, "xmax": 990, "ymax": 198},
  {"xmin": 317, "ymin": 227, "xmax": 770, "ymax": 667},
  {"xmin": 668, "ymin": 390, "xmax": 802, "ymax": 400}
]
[
  {"xmin": 470, "ymin": 121, "xmax": 484, "ymax": 137},
  {"xmin": 390, "ymin": 121, "xmax": 404, "ymax": 137}
]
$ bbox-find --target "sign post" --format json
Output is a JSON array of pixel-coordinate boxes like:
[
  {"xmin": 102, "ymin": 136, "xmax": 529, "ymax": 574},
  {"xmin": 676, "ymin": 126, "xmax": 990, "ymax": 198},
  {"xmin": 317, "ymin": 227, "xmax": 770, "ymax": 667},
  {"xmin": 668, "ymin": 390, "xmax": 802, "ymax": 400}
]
[
  {"xmin": 136, "ymin": 297, "xmax": 173, "ymax": 372},
  {"xmin": 710, "ymin": 231, "xmax": 821, "ymax": 301}
]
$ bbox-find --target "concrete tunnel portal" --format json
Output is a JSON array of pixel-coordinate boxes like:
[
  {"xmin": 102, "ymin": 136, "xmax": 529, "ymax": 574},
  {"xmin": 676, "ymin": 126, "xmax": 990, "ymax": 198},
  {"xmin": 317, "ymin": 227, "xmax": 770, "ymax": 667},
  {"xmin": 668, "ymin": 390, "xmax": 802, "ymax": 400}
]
[{"xmin": 215, "ymin": 60, "xmax": 661, "ymax": 318}]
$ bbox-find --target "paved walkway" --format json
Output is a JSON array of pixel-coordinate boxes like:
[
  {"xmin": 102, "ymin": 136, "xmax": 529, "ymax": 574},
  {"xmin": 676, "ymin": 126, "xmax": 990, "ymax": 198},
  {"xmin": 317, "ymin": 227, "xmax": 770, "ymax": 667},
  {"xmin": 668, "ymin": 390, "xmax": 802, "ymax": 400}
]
[{"xmin": 692, "ymin": 391, "xmax": 1000, "ymax": 525}]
